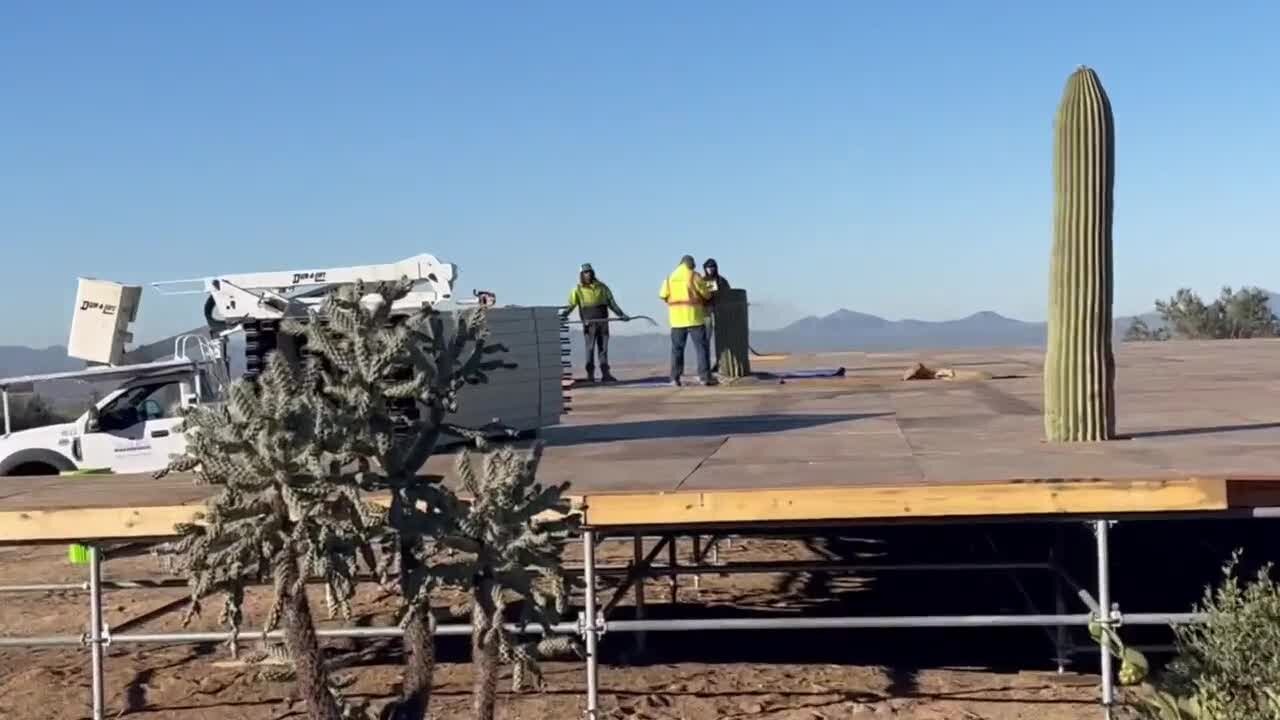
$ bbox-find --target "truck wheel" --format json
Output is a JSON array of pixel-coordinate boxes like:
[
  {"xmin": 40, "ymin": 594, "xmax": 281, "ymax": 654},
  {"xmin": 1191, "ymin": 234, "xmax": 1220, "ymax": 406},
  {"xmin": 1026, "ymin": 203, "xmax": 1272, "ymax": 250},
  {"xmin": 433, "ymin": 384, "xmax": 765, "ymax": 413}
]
[
  {"xmin": 3, "ymin": 462, "xmax": 60, "ymax": 477},
  {"xmin": 0, "ymin": 449, "xmax": 75, "ymax": 477}
]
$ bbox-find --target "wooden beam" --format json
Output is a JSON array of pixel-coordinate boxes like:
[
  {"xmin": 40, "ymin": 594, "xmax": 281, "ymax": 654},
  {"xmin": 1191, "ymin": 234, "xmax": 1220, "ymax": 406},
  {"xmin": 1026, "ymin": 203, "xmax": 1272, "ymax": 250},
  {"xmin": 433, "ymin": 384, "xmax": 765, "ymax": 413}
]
[
  {"xmin": 0, "ymin": 505, "xmax": 204, "ymax": 543},
  {"xmin": 581, "ymin": 477, "xmax": 1232, "ymax": 528},
  {"xmin": 5, "ymin": 474, "xmax": 1274, "ymax": 543},
  {"xmin": 0, "ymin": 494, "xmax": 583, "ymax": 544}
]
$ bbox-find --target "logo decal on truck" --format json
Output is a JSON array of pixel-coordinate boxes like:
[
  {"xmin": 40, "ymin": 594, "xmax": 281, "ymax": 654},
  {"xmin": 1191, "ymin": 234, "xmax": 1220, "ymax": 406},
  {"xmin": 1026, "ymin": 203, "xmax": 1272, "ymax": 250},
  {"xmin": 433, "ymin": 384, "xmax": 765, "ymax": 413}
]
[{"xmin": 291, "ymin": 271, "xmax": 328, "ymax": 285}]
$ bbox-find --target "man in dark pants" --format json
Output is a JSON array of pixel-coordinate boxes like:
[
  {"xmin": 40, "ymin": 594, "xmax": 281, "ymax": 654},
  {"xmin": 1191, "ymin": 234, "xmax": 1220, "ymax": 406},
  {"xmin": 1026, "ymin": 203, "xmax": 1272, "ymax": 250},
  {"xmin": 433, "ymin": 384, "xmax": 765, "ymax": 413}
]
[
  {"xmin": 702, "ymin": 258, "xmax": 730, "ymax": 372},
  {"xmin": 563, "ymin": 263, "xmax": 628, "ymax": 383},
  {"xmin": 659, "ymin": 255, "xmax": 716, "ymax": 386}
]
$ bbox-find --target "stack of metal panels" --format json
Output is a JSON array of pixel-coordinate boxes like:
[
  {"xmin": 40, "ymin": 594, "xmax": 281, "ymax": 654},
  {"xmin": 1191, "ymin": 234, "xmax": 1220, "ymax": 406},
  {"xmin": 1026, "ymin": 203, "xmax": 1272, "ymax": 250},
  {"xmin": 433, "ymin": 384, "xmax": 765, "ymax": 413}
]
[{"xmin": 446, "ymin": 305, "xmax": 570, "ymax": 437}]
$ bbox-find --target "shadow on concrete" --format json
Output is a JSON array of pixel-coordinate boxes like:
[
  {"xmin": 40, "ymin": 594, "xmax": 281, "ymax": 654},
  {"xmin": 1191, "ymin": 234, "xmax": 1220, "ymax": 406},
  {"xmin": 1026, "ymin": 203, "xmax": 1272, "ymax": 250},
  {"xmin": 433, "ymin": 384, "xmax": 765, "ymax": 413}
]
[
  {"xmin": 541, "ymin": 412, "xmax": 892, "ymax": 446},
  {"xmin": 569, "ymin": 375, "xmax": 671, "ymax": 389},
  {"xmin": 571, "ymin": 369, "xmax": 851, "ymax": 389},
  {"xmin": 1122, "ymin": 421, "xmax": 1280, "ymax": 440}
]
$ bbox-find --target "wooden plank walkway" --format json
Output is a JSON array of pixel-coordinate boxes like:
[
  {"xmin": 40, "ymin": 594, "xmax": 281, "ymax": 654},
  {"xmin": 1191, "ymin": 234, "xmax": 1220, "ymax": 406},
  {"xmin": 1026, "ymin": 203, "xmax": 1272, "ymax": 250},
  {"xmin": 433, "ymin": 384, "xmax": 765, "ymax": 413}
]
[{"xmin": 4, "ymin": 339, "xmax": 1280, "ymax": 541}]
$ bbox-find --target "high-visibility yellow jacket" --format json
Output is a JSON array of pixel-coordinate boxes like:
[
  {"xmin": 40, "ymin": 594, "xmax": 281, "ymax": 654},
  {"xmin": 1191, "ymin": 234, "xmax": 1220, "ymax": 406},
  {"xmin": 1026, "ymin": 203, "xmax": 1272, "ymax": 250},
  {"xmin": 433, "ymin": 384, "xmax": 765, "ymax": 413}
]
[
  {"xmin": 658, "ymin": 264, "xmax": 711, "ymax": 328},
  {"xmin": 566, "ymin": 281, "xmax": 618, "ymax": 315},
  {"xmin": 570, "ymin": 279, "xmax": 629, "ymax": 320}
]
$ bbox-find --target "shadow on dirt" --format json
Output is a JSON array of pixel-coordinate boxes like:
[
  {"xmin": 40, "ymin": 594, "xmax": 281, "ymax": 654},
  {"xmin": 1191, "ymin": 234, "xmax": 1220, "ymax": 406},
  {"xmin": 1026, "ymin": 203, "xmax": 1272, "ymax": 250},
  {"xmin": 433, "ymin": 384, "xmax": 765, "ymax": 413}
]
[
  {"xmin": 315, "ymin": 519, "xmax": 1279, "ymax": 689},
  {"xmin": 576, "ymin": 519, "xmax": 1279, "ymax": 680}
]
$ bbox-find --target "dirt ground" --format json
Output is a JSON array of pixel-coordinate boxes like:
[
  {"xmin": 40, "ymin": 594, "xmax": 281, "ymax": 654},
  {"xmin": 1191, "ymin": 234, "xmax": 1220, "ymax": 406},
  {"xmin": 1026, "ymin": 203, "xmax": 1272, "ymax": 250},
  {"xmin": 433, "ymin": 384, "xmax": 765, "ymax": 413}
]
[{"xmin": 0, "ymin": 527, "xmax": 1137, "ymax": 720}]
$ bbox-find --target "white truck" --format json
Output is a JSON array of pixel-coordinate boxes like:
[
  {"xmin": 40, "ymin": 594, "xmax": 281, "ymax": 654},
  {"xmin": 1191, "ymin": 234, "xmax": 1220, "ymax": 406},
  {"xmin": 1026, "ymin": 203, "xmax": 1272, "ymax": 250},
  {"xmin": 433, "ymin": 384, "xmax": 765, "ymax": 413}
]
[
  {"xmin": 0, "ymin": 255, "xmax": 569, "ymax": 477},
  {"xmin": 0, "ymin": 337, "xmax": 228, "ymax": 476}
]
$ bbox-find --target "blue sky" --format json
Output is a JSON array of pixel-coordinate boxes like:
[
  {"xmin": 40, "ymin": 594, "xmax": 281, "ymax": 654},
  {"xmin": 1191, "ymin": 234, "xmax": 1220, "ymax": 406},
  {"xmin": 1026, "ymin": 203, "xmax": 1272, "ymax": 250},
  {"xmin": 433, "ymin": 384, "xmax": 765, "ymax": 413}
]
[{"xmin": 3, "ymin": 2, "xmax": 1277, "ymax": 348}]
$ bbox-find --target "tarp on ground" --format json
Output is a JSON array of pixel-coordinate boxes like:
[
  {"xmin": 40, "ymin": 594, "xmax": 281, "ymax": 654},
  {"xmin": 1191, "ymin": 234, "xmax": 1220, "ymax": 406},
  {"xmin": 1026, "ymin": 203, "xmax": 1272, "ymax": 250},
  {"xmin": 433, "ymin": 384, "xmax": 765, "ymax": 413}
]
[{"xmin": 756, "ymin": 367, "xmax": 846, "ymax": 379}]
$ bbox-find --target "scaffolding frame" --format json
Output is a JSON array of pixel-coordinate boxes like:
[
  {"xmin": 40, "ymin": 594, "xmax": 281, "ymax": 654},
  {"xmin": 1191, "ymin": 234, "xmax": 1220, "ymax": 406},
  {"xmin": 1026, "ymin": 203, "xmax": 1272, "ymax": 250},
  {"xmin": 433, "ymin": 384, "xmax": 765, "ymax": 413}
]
[{"xmin": 0, "ymin": 510, "xmax": 1274, "ymax": 720}]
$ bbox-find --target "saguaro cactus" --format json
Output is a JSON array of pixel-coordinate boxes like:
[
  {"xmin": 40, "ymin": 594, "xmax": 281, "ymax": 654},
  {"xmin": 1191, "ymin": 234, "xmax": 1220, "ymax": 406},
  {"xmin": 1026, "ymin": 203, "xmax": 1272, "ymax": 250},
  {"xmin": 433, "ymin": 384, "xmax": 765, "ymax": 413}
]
[{"xmin": 1044, "ymin": 66, "xmax": 1117, "ymax": 442}]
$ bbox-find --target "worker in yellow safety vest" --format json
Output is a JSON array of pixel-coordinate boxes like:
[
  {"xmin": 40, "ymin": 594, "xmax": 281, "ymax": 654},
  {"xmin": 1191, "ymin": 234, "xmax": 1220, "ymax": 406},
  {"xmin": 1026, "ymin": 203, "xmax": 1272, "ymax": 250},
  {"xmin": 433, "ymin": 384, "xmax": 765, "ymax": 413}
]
[
  {"xmin": 658, "ymin": 255, "xmax": 717, "ymax": 387},
  {"xmin": 563, "ymin": 263, "xmax": 628, "ymax": 383}
]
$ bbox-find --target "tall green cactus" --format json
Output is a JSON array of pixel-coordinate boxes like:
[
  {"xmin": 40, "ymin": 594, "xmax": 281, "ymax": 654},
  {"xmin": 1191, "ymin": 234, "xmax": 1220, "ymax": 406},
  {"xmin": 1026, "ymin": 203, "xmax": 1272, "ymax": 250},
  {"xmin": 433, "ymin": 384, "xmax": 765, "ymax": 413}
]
[{"xmin": 1044, "ymin": 66, "xmax": 1117, "ymax": 442}]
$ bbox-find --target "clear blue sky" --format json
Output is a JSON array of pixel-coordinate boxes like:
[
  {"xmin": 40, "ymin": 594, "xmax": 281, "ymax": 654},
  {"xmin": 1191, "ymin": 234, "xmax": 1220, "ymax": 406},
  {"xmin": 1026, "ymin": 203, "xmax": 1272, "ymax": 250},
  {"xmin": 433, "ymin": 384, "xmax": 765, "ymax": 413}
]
[{"xmin": 3, "ymin": 2, "xmax": 1277, "ymax": 348}]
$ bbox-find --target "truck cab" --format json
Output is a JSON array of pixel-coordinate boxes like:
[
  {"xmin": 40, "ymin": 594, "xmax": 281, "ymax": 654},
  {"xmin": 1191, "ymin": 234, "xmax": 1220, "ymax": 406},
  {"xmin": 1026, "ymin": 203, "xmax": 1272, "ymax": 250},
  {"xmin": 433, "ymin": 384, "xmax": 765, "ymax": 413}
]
[
  {"xmin": 72, "ymin": 371, "xmax": 203, "ymax": 474},
  {"xmin": 0, "ymin": 355, "xmax": 224, "ymax": 477}
]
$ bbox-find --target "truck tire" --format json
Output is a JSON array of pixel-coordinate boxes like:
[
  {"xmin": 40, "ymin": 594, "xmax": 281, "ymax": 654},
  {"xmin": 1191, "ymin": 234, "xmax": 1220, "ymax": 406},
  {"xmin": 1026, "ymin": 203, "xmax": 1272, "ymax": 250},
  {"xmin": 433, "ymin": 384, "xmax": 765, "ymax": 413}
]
[{"xmin": 0, "ymin": 449, "xmax": 76, "ymax": 477}]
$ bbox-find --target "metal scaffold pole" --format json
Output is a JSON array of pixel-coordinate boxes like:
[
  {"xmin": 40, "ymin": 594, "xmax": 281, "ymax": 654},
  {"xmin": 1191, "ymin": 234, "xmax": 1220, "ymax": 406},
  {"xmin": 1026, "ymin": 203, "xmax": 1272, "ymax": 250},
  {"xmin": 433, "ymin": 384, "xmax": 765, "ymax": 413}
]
[
  {"xmin": 87, "ymin": 544, "xmax": 107, "ymax": 720},
  {"xmin": 633, "ymin": 535, "xmax": 647, "ymax": 656},
  {"xmin": 1053, "ymin": 526, "xmax": 1068, "ymax": 674},
  {"xmin": 582, "ymin": 529, "xmax": 601, "ymax": 719},
  {"xmin": 1094, "ymin": 520, "xmax": 1114, "ymax": 720}
]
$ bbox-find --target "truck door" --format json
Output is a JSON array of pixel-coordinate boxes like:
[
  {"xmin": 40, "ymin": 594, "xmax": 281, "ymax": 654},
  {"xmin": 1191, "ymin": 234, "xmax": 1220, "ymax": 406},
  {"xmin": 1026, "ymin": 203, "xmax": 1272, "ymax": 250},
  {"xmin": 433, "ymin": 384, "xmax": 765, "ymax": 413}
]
[{"xmin": 78, "ymin": 381, "xmax": 187, "ymax": 473}]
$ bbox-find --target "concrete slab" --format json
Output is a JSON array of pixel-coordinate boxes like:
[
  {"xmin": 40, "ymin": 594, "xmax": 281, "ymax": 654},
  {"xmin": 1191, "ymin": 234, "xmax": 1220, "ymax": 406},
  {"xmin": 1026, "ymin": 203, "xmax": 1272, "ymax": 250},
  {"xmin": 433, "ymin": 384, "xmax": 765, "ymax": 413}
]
[
  {"xmin": 6, "ymin": 338, "xmax": 1280, "ymax": 520},
  {"xmin": 683, "ymin": 455, "xmax": 926, "ymax": 490},
  {"xmin": 708, "ymin": 432, "xmax": 914, "ymax": 463}
]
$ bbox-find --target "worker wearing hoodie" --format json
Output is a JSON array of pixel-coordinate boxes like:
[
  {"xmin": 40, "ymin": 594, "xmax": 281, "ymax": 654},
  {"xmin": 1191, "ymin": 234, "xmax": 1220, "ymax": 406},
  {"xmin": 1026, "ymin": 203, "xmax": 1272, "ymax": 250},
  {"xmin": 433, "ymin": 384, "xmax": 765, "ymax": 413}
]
[
  {"xmin": 659, "ymin": 255, "xmax": 716, "ymax": 386},
  {"xmin": 564, "ymin": 263, "xmax": 627, "ymax": 382},
  {"xmin": 702, "ymin": 258, "xmax": 730, "ymax": 373}
]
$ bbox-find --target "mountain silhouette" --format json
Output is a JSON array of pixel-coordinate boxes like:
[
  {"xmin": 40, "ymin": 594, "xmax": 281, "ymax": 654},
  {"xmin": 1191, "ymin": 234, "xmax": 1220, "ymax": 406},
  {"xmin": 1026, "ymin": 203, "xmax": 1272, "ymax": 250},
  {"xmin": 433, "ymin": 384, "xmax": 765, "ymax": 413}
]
[{"xmin": 5, "ymin": 292, "xmax": 1277, "ymax": 389}]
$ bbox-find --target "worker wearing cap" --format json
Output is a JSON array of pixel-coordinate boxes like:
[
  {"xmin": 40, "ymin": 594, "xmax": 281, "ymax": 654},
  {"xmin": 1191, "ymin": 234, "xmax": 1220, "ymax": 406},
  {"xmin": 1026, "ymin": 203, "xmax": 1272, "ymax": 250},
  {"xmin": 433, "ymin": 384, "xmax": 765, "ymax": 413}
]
[
  {"xmin": 659, "ymin": 255, "xmax": 716, "ymax": 386},
  {"xmin": 563, "ymin": 263, "xmax": 628, "ymax": 383},
  {"xmin": 702, "ymin": 258, "xmax": 730, "ymax": 373}
]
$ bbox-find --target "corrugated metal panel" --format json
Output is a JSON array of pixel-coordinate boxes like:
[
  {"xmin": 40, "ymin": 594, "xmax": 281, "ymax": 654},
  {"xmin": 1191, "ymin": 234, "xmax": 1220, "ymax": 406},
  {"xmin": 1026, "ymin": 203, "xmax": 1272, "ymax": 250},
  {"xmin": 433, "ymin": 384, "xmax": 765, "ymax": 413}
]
[{"xmin": 439, "ymin": 305, "xmax": 567, "ymax": 434}]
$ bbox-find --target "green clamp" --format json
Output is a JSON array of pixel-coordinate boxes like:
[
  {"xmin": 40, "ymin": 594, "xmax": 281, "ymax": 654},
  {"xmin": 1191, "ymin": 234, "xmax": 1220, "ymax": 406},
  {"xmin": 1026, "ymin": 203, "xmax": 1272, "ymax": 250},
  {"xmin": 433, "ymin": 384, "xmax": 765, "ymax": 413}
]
[{"xmin": 60, "ymin": 467, "xmax": 112, "ymax": 565}]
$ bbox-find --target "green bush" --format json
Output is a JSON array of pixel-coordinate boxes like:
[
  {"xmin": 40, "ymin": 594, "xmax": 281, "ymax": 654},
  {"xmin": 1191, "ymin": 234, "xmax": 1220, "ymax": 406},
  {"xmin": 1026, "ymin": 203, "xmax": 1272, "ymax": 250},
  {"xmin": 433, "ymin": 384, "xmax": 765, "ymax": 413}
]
[{"xmin": 1131, "ymin": 553, "xmax": 1280, "ymax": 719}]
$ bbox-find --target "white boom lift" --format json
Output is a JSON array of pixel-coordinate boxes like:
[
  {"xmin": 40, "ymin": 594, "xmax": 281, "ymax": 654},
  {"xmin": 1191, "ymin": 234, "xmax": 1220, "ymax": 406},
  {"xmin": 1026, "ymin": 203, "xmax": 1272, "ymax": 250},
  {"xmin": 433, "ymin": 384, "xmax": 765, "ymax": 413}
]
[
  {"xmin": 151, "ymin": 253, "xmax": 459, "ymax": 330},
  {"xmin": 151, "ymin": 253, "xmax": 463, "ymax": 380}
]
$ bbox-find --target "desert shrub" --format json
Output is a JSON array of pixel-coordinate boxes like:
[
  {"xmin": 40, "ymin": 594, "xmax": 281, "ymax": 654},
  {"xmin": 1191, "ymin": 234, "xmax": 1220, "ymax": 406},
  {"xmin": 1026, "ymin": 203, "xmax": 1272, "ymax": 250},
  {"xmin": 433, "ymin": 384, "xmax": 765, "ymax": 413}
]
[{"xmin": 1124, "ymin": 553, "xmax": 1280, "ymax": 719}]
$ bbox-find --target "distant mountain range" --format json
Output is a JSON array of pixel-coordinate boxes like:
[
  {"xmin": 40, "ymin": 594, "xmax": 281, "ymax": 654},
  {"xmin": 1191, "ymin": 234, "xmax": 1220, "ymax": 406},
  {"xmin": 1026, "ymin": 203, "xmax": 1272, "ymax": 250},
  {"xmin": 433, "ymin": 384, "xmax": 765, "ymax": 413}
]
[
  {"xmin": 0, "ymin": 328, "xmax": 211, "ymax": 410},
  {"xmin": 563, "ymin": 291, "xmax": 1279, "ymax": 364},
  {"xmin": 568, "ymin": 309, "xmax": 1048, "ymax": 364},
  {"xmin": 4, "ymin": 292, "xmax": 1276, "ymax": 398}
]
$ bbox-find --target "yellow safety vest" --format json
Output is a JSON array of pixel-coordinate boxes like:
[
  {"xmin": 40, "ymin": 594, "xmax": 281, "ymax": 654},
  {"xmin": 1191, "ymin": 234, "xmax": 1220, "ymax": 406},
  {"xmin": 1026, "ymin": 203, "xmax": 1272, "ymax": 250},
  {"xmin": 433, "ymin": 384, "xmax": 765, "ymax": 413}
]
[
  {"xmin": 658, "ymin": 265, "xmax": 711, "ymax": 328},
  {"xmin": 567, "ymin": 282, "xmax": 613, "ymax": 309}
]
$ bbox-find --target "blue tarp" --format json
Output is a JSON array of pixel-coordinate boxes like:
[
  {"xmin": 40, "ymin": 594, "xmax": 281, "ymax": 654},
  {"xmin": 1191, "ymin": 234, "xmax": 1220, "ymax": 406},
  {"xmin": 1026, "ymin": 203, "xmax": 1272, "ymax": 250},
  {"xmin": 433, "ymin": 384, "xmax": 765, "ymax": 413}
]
[{"xmin": 758, "ymin": 367, "xmax": 846, "ymax": 379}]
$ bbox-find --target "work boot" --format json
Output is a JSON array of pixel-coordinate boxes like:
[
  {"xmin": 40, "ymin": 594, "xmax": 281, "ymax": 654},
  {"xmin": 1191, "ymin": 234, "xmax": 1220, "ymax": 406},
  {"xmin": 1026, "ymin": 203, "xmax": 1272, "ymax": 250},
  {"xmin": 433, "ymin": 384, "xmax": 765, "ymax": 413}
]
[
  {"xmin": 584, "ymin": 369, "xmax": 596, "ymax": 384},
  {"xmin": 601, "ymin": 369, "xmax": 618, "ymax": 383}
]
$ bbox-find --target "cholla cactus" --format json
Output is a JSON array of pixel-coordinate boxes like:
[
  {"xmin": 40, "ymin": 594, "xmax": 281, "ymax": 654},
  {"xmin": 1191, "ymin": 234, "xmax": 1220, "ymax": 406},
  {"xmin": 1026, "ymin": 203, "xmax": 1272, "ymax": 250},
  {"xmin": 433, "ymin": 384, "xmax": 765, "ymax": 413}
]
[
  {"xmin": 153, "ymin": 350, "xmax": 384, "ymax": 720},
  {"xmin": 282, "ymin": 278, "xmax": 512, "ymax": 474},
  {"xmin": 443, "ymin": 442, "xmax": 580, "ymax": 720},
  {"xmin": 281, "ymin": 278, "xmax": 511, "ymax": 720}
]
